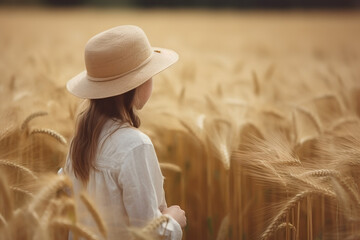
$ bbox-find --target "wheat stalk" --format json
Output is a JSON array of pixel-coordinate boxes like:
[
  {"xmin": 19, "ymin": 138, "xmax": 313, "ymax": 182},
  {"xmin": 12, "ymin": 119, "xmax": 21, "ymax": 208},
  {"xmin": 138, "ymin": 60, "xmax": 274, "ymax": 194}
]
[
  {"xmin": 30, "ymin": 128, "xmax": 67, "ymax": 145},
  {"xmin": 178, "ymin": 118, "xmax": 203, "ymax": 144},
  {"xmin": 58, "ymin": 197, "xmax": 77, "ymax": 221},
  {"xmin": 0, "ymin": 213, "xmax": 7, "ymax": 228},
  {"xmin": 33, "ymin": 198, "xmax": 61, "ymax": 240},
  {"xmin": 261, "ymin": 190, "xmax": 336, "ymax": 240},
  {"xmin": 216, "ymin": 214, "xmax": 229, "ymax": 240},
  {"xmin": 0, "ymin": 124, "xmax": 17, "ymax": 141},
  {"xmin": 0, "ymin": 173, "xmax": 13, "ymax": 220},
  {"xmin": 29, "ymin": 175, "xmax": 72, "ymax": 213},
  {"xmin": 51, "ymin": 218, "xmax": 99, "ymax": 240},
  {"xmin": 80, "ymin": 192, "xmax": 107, "ymax": 238},
  {"xmin": 252, "ymin": 70, "xmax": 260, "ymax": 95},
  {"xmin": 41, "ymin": 199, "xmax": 60, "ymax": 225},
  {"xmin": 10, "ymin": 186, "xmax": 34, "ymax": 198},
  {"xmin": 21, "ymin": 111, "xmax": 48, "ymax": 130},
  {"xmin": 0, "ymin": 159, "xmax": 37, "ymax": 180},
  {"xmin": 160, "ymin": 162, "xmax": 182, "ymax": 173},
  {"xmin": 205, "ymin": 117, "xmax": 234, "ymax": 170}
]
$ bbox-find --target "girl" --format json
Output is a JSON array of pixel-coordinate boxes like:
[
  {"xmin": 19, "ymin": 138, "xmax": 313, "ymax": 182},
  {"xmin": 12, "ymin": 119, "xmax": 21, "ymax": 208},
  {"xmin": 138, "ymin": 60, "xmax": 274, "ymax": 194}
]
[{"xmin": 64, "ymin": 25, "xmax": 186, "ymax": 240}]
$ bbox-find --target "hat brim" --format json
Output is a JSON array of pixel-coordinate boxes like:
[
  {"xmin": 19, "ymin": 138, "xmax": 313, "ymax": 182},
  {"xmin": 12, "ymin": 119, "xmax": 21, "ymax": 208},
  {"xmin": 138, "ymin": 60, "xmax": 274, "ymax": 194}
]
[{"xmin": 66, "ymin": 47, "xmax": 178, "ymax": 99}]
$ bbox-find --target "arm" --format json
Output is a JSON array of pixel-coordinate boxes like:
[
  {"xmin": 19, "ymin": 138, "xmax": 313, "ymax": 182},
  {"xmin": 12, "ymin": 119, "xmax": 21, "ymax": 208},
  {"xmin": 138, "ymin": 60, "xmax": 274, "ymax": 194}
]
[{"xmin": 118, "ymin": 143, "xmax": 183, "ymax": 240}]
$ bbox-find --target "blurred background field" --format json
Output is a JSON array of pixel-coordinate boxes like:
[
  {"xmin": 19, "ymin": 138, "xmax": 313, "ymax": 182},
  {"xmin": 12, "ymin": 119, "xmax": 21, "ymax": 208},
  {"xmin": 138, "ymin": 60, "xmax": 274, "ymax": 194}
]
[{"xmin": 1, "ymin": 6, "xmax": 360, "ymax": 240}]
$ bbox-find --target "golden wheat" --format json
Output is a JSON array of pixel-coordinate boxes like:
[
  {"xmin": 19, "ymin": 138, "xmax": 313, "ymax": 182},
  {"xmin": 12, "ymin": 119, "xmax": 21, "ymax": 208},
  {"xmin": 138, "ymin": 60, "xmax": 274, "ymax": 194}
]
[
  {"xmin": 10, "ymin": 186, "xmax": 34, "ymax": 199},
  {"xmin": 276, "ymin": 222, "xmax": 296, "ymax": 234},
  {"xmin": 261, "ymin": 190, "xmax": 336, "ymax": 240},
  {"xmin": 51, "ymin": 218, "xmax": 99, "ymax": 240},
  {"xmin": 1, "ymin": 8, "xmax": 360, "ymax": 240},
  {"xmin": 159, "ymin": 162, "xmax": 182, "ymax": 173},
  {"xmin": 142, "ymin": 215, "xmax": 169, "ymax": 233},
  {"xmin": 0, "ymin": 159, "xmax": 38, "ymax": 180},
  {"xmin": 0, "ymin": 173, "xmax": 13, "ymax": 220},
  {"xmin": 29, "ymin": 175, "xmax": 72, "ymax": 213},
  {"xmin": 80, "ymin": 192, "xmax": 107, "ymax": 238},
  {"xmin": 29, "ymin": 128, "xmax": 67, "ymax": 145},
  {"xmin": 21, "ymin": 111, "xmax": 48, "ymax": 131}
]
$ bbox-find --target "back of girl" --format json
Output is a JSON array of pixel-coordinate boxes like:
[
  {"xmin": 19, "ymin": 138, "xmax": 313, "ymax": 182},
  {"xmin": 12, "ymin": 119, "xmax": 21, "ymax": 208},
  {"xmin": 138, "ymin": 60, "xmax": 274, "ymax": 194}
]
[{"xmin": 63, "ymin": 25, "xmax": 186, "ymax": 240}]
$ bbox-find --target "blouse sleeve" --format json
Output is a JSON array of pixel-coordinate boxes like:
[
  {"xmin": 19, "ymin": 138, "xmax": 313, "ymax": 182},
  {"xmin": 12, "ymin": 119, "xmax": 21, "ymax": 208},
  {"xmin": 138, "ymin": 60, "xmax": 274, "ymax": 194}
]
[{"xmin": 118, "ymin": 143, "xmax": 183, "ymax": 240}]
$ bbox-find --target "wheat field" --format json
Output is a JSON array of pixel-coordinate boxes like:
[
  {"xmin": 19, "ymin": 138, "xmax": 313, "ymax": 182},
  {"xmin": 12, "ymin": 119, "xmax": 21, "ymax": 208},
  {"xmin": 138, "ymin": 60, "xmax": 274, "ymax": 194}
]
[{"xmin": 1, "ymin": 7, "xmax": 360, "ymax": 240}]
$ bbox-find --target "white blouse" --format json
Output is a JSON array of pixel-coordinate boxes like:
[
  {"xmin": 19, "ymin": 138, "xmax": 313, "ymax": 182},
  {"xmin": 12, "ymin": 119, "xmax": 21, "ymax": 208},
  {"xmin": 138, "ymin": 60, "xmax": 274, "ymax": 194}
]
[{"xmin": 63, "ymin": 119, "xmax": 183, "ymax": 240}]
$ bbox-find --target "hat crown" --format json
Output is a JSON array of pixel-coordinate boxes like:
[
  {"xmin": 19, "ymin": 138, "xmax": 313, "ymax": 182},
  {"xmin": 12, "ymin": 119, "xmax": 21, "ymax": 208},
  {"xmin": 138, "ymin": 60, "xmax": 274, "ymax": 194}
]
[{"xmin": 84, "ymin": 25, "xmax": 152, "ymax": 79}]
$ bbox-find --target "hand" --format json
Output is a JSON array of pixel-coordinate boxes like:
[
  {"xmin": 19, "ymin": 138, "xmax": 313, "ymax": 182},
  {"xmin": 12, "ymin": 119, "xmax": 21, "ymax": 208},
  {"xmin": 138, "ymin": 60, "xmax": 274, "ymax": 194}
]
[{"xmin": 162, "ymin": 205, "xmax": 187, "ymax": 228}]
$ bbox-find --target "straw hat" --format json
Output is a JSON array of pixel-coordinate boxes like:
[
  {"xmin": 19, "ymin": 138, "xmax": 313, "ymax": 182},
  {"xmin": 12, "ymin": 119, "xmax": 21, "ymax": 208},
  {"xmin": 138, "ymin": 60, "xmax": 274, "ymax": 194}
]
[{"xmin": 66, "ymin": 25, "xmax": 178, "ymax": 99}]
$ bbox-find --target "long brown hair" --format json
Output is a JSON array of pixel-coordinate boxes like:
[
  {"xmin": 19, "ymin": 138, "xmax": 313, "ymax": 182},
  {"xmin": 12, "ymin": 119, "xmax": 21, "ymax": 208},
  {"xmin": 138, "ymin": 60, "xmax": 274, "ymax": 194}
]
[{"xmin": 69, "ymin": 89, "xmax": 140, "ymax": 185}]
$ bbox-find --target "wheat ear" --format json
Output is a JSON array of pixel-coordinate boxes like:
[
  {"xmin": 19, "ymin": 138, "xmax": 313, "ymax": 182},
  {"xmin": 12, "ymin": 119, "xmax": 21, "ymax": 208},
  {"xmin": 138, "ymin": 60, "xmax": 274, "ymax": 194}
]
[
  {"xmin": 52, "ymin": 218, "xmax": 99, "ymax": 240},
  {"xmin": 21, "ymin": 111, "xmax": 48, "ymax": 130},
  {"xmin": 10, "ymin": 186, "xmax": 34, "ymax": 198},
  {"xmin": 142, "ymin": 215, "xmax": 169, "ymax": 233},
  {"xmin": 80, "ymin": 192, "xmax": 107, "ymax": 238},
  {"xmin": 272, "ymin": 158, "xmax": 302, "ymax": 166},
  {"xmin": 29, "ymin": 175, "xmax": 72, "ymax": 212},
  {"xmin": 32, "ymin": 199, "xmax": 61, "ymax": 240},
  {"xmin": 30, "ymin": 128, "xmax": 67, "ymax": 145},
  {"xmin": 0, "ymin": 159, "xmax": 37, "ymax": 180},
  {"xmin": 276, "ymin": 222, "xmax": 296, "ymax": 233},
  {"xmin": 41, "ymin": 199, "xmax": 61, "ymax": 225},
  {"xmin": 288, "ymin": 174, "xmax": 335, "ymax": 196},
  {"xmin": 160, "ymin": 162, "xmax": 182, "ymax": 173},
  {"xmin": 58, "ymin": 197, "xmax": 77, "ymax": 221},
  {"xmin": 178, "ymin": 118, "xmax": 203, "ymax": 144},
  {"xmin": 297, "ymin": 169, "xmax": 360, "ymax": 207},
  {"xmin": 260, "ymin": 190, "xmax": 336, "ymax": 240}
]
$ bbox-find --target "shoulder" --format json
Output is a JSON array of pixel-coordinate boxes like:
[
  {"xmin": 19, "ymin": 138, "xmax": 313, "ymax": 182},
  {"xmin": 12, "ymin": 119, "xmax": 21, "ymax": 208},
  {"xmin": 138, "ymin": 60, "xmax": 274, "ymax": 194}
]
[
  {"xmin": 102, "ymin": 119, "xmax": 153, "ymax": 152},
  {"xmin": 114, "ymin": 127, "xmax": 152, "ymax": 148}
]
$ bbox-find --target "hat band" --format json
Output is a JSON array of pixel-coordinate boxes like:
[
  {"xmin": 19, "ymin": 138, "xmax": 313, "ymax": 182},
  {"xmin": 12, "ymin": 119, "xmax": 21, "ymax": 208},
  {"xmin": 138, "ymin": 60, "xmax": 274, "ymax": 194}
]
[{"xmin": 87, "ymin": 52, "xmax": 153, "ymax": 82}]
